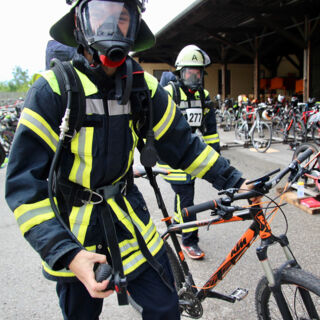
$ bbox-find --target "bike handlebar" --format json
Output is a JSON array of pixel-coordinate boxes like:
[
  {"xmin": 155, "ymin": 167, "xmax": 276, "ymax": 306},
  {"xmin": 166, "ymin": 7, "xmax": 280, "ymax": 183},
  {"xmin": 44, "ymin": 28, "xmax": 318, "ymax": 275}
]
[{"xmin": 181, "ymin": 147, "xmax": 314, "ymax": 218}]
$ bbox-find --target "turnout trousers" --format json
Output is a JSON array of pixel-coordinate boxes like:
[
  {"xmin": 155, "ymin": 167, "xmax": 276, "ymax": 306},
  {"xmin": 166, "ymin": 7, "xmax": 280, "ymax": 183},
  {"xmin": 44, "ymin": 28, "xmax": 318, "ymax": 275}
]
[
  {"xmin": 171, "ymin": 182, "xmax": 199, "ymax": 246},
  {"xmin": 56, "ymin": 253, "xmax": 180, "ymax": 320}
]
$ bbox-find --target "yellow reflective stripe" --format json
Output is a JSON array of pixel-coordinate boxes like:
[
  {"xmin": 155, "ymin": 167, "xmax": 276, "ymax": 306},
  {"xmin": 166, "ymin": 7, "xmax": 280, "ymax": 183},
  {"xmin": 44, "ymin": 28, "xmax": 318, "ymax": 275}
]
[
  {"xmin": 144, "ymin": 72, "xmax": 158, "ymax": 98},
  {"xmin": 34, "ymin": 70, "xmax": 60, "ymax": 95},
  {"xmin": 185, "ymin": 146, "xmax": 219, "ymax": 178},
  {"xmin": 175, "ymin": 194, "xmax": 198, "ymax": 232},
  {"xmin": 69, "ymin": 127, "xmax": 94, "ymax": 188},
  {"xmin": 174, "ymin": 195, "xmax": 182, "ymax": 223},
  {"xmin": 42, "ymin": 245, "xmax": 96, "ymax": 277},
  {"xmin": 162, "ymin": 174, "xmax": 188, "ymax": 181},
  {"xmin": 164, "ymin": 84, "xmax": 173, "ymax": 96},
  {"xmin": 113, "ymin": 120, "xmax": 138, "ymax": 184},
  {"xmin": 74, "ymin": 68, "xmax": 98, "ymax": 96},
  {"xmin": 182, "ymin": 227, "xmax": 198, "ymax": 233},
  {"xmin": 153, "ymin": 95, "xmax": 176, "ymax": 140},
  {"xmin": 203, "ymin": 133, "xmax": 220, "ymax": 144},
  {"xmin": 19, "ymin": 108, "xmax": 59, "ymax": 152},
  {"xmin": 14, "ymin": 198, "xmax": 56, "ymax": 235},
  {"xmin": 157, "ymin": 163, "xmax": 172, "ymax": 169},
  {"xmin": 69, "ymin": 204, "xmax": 94, "ymax": 245}
]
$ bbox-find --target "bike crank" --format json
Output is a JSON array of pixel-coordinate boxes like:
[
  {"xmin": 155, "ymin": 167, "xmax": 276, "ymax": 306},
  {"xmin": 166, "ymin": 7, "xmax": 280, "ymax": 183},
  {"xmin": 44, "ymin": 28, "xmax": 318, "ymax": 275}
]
[{"xmin": 178, "ymin": 288, "xmax": 203, "ymax": 319}]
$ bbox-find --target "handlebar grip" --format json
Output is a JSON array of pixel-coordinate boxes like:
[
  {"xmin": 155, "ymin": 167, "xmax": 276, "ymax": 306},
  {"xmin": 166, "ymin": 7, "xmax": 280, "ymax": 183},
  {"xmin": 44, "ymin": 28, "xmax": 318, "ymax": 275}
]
[
  {"xmin": 95, "ymin": 263, "xmax": 112, "ymax": 283},
  {"xmin": 295, "ymin": 147, "xmax": 314, "ymax": 163},
  {"xmin": 181, "ymin": 200, "xmax": 217, "ymax": 218}
]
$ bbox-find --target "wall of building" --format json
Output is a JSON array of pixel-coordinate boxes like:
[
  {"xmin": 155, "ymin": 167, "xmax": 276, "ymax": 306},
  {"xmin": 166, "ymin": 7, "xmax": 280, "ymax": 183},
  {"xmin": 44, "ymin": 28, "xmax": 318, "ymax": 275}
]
[{"xmin": 138, "ymin": 57, "xmax": 301, "ymax": 100}]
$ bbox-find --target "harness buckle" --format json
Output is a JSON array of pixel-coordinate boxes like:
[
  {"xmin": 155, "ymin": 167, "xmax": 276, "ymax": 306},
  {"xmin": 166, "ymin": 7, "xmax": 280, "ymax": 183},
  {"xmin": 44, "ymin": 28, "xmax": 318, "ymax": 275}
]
[{"xmin": 82, "ymin": 189, "xmax": 104, "ymax": 205}]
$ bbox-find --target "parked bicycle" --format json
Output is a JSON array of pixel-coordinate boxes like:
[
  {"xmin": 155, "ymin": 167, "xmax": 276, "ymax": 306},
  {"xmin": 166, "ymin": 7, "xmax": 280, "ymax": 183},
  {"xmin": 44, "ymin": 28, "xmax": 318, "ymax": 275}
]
[{"xmin": 235, "ymin": 103, "xmax": 272, "ymax": 153}]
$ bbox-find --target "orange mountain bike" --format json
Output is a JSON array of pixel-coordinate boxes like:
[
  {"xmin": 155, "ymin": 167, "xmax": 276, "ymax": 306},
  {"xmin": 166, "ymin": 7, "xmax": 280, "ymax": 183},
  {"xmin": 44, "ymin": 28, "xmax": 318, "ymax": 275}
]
[{"xmin": 140, "ymin": 148, "xmax": 320, "ymax": 319}]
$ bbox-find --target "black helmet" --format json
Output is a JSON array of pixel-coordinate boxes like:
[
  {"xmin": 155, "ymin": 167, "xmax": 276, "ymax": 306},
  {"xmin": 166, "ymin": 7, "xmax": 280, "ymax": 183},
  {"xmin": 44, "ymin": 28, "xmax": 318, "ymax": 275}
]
[{"xmin": 50, "ymin": 0, "xmax": 155, "ymax": 66}]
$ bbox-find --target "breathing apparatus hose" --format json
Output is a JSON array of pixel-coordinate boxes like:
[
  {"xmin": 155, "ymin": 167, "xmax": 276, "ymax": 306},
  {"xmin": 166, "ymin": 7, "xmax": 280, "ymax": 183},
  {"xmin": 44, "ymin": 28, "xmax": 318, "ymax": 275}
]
[{"xmin": 47, "ymin": 58, "xmax": 85, "ymax": 249}]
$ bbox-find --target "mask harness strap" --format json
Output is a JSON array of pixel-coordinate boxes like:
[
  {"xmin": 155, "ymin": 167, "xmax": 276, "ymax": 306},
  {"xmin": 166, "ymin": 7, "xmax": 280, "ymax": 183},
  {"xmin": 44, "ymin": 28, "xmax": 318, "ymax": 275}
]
[{"xmin": 115, "ymin": 58, "xmax": 133, "ymax": 105}]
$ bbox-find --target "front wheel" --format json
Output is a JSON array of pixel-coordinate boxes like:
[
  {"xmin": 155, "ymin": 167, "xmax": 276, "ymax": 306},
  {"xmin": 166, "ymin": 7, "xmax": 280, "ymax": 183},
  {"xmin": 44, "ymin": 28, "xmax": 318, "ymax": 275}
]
[
  {"xmin": 255, "ymin": 268, "xmax": 320, "ymax": 320},
  {"xmin": 251, "ymin": 122, "xmax": 272, "ymax": 153}
]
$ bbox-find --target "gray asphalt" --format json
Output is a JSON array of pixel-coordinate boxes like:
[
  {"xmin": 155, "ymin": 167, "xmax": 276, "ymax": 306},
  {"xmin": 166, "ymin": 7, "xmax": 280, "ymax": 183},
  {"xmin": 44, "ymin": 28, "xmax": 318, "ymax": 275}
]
[{"xmin": 1, "ymin": 128, "xmax": 319, "ymax": 320}]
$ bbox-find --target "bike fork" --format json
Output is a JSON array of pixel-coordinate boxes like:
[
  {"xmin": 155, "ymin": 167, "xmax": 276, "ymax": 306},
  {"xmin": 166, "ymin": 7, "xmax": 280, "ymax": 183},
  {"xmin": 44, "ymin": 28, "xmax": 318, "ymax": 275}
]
[{"xmin": 256, "ymin": 237, "xmax": 294, "ymax": 320}]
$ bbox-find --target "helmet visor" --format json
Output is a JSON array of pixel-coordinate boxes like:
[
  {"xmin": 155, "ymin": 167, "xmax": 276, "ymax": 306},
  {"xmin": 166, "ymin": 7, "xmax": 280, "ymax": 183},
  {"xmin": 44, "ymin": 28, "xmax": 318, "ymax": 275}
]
[{"xmin": 79, "ymin": 0, "xmax": 137, "ymax": 44}]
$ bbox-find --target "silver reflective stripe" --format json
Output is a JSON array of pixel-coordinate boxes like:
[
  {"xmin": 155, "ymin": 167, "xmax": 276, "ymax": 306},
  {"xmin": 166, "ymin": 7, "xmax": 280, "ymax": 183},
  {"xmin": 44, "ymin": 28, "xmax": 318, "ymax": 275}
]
[
  {"xmin": 108, "ymin": 100, "xmax": 131, "ymax": 116},
  {"xmin": 16, "ymin": 205, "xmax": 52, "ymax": 227},
  {"xmin": 75, "ymin": 128, "xmax": 88, "ymax": 184},
  {"xmin": 190, "ymin": 148, "xmax": 217, "ymax": 176},
  {"xmin": 86, "ymin": 99, "xmax": 104, "ymax": 114},
  {"xmin": 179, "ymin": 100, "xmax": 202, "ymax": 109},
  {"xmin": 70, "ymin": 206, "xmax": 86, "ymax": 238},
  {"xmin": 20, "ymin": 112, "xmax": 58, "ymax": 150}
]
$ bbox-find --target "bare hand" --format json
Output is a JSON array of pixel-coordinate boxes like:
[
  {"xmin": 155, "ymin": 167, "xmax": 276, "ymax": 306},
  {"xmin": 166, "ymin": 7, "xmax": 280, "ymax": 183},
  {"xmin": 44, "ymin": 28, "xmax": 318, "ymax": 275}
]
[
  {"xmin": 69, "ymin": 250, "xmax": 114, "ymax": 298},
  {"xmin": 239, "ymin": 180, "xmax": 262, "ymax": 204}
]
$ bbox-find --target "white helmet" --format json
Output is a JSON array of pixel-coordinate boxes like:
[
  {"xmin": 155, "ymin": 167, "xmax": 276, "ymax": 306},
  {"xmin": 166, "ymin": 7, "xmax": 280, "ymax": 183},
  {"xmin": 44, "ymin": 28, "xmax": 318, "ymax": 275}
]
[
  {"xmin": 175, "ymin": 45, "xmax": 211, "ymax": 71},
  {"xmin": 278, "ymin": 94, "xmax": 285, "ymax": 103}
]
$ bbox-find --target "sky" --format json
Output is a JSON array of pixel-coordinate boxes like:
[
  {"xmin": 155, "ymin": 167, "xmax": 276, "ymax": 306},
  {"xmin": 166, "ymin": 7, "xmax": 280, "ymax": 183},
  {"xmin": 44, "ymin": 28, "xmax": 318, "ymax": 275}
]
[{"xmin": 0, "ymin": 0, "xmax": 196, "ymax": 82}]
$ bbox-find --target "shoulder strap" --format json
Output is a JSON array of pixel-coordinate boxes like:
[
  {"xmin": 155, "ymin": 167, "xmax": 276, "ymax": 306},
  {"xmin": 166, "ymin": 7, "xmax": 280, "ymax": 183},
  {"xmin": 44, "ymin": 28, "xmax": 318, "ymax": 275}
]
[
  {"xmin": 51, "ymin": 60, "xmax": 86, "ymax": 139},
  {"xmin": 168, "ymin": 81, "xmax": 181, "ymax": 105}
]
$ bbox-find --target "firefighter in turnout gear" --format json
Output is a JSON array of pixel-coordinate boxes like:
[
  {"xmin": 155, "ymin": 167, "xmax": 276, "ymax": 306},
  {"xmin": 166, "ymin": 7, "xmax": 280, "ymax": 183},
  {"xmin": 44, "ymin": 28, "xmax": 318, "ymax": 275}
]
[
  {"xmin": 159, "ymin": 45, "xmax": 220, "ymax": 260},
  {"xmin": 5, "ymin": 2, "xmax": 252, "ymax": 319}
]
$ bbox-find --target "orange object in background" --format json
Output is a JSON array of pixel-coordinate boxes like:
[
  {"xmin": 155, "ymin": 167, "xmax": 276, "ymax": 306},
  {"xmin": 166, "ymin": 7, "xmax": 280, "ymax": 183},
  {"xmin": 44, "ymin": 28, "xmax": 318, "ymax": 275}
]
[
  {"xmin": 270, "ymin": 77, "xmax": 285, "ymax": 90},
  {"xmin": 260, "ymin": 78, "xmax": 270, "ymax": 90},
  {"xmin": 295, "ymin": 79, "xmax": 304, "ymax": 94}
]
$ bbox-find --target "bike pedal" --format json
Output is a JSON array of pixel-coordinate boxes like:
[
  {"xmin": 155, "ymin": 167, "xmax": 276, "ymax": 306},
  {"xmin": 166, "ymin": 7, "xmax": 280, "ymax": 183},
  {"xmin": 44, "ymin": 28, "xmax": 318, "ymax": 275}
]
[{"xmin": 230, "ymin": 288, "xmax": 248, "ymax": 301}]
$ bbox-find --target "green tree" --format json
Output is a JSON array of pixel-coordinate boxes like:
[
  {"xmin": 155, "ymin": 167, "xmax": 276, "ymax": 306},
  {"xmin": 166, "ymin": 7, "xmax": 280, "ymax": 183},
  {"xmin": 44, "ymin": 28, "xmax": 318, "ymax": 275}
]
[{"xmin": 0, "ymin": 66, "xmax": 31, "ymax": 92}]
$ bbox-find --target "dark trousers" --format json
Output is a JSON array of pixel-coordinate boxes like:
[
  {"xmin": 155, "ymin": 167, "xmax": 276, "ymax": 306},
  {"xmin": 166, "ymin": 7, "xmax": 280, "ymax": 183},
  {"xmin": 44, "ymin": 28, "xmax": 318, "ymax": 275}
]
[
  {"xmin": 170, "ymin": 182, "xmax": 199, "ymax": 246},
  {"xmin": 56, "ymin": 253, "xmax": 180, "ymax": 320}
]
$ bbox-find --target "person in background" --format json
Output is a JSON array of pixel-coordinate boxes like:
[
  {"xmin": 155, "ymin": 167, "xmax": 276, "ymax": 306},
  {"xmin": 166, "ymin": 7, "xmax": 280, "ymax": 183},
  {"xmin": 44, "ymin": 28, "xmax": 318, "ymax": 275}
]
[
  {"xmin": 158, "ymin": 45, "xmax": 220, "ymax": 260},
  {"xmin": 45, "ymin": 39, "xmax": 77, "ymax": 70}
]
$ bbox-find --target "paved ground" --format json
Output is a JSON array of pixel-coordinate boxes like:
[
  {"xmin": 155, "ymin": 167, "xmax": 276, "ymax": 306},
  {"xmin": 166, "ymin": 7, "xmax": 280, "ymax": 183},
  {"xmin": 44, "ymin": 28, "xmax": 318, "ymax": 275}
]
[{"xmin": 1, "ymin": 128, "xmax": 319, "ymax": 320}]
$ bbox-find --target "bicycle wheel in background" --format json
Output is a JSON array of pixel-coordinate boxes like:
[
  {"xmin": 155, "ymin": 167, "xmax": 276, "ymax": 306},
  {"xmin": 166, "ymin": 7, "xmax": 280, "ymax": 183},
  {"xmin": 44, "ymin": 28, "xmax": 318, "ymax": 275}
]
[
  {"xmin": 289, "ymin": 119, "xmax": 306, "ymax": 145},
  {"xmin": 255, "ymin": 268, "xmax": 320, "ymax": 320},
  {"xmin": 0, "ymin": 130, "xmax": 14, "ymax": 155},
  {"xmin": 292, "ymin": 142, "xmax": 320, "ymax": 190},
  {"xmin": 235, "ymin": 119, "xmax": 248, "ymax": 141},
  {"xmin": 223, "ymin": 111, "xmax": 232, "ymax": 131},
  {"xmin": 271, "ymin": 117, "xmax": 286, "ymax": 140},
  {"xmin": 251, "ymin": 122, "xmax": 272, "ymax": 153},
  {"xmin": 311, "ymin": 122, "xmax": 320, "ymax": 145}
]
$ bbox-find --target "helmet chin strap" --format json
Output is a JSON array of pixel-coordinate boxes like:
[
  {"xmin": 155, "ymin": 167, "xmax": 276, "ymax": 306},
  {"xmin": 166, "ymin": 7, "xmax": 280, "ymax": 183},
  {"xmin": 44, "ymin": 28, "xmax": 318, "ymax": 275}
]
[{"xmin": 100, "ymin": 54, "xmax": 126, "ymax": 68}]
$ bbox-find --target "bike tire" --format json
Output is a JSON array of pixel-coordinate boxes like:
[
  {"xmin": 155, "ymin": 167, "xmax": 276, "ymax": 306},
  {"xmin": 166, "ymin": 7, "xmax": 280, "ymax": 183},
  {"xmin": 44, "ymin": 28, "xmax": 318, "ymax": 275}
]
[
  {"xmin": 224, "ymin": 112, "xmax": 232, "ymax": 131},
  {"xmin": 235, "ymin": 119, "xmax": 248, "ymax": 141},
  {"xmin": 251, "ymin": 122, "xmax": 272, "ymax": 153},
  {"xmin": 271, "ymin": 117, "xmax": 285, "ymax": 140},
  {"xmin": 292, "ymin": 142, "xmax": 320, "ymax": 189},
  {"xmin": 255, "ymin": 267, "xmax": 320, "ymax": 320},
  {"xmin": 164, "ymin": 241, "xmax": 184, "ymax": 292},
  {"xmin": 311, "ymin": 122, "xmax": 320, "ymax": 146},
  {"xmin": 1, "ymin": 130, "xmax": 14, "ymax": 155},
  {"xmin": 289, "ymin": 119, "xmax": 306, "ymax": 145}
]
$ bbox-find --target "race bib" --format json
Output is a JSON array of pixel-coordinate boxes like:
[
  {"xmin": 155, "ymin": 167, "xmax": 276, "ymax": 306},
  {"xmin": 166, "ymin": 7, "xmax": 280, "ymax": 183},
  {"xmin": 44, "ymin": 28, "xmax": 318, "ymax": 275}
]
[{"xmin": 185, "ymin": 108, "xmax": 203, "ymax": 127}]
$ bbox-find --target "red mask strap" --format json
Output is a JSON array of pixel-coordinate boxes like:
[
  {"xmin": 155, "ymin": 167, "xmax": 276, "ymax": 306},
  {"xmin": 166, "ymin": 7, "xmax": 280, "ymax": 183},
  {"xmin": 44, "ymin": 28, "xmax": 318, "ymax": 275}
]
[{"xmin": 100, "ymin": 55, "xmax": 126, "ymax": 68}]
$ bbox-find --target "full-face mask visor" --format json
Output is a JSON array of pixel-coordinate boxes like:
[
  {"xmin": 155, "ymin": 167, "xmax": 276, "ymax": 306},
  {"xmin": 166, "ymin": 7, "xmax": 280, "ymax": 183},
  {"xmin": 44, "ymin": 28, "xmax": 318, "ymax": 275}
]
[
  {"xmin": 77, "ymin": 0, "xmax": 139, "ymax": 62},
  {"xmin": 180, "ymin": 67, "xmax": 204, "ymax": 91}
]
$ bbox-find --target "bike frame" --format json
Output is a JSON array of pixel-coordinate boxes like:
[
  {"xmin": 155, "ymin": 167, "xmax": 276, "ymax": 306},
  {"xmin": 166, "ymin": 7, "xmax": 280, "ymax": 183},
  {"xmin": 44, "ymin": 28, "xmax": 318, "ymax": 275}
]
[{"xmin": 163, "ymin": 202, "xmax": 315, "ymax": 319}]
